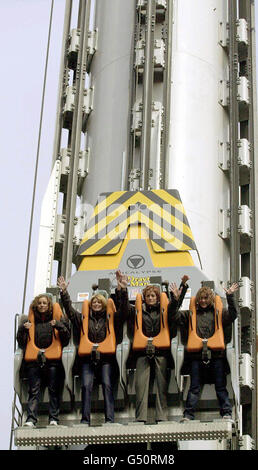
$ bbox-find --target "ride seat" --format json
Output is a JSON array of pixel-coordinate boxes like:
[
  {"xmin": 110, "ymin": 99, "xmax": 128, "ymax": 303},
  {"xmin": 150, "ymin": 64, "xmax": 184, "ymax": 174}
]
[
  {"xmin": 13, "ymin": 301, "xmax": 74, "ymax": 416},
  {"xmin": 170, "ymin": 301, "xmax": 236, "ymax": 412},
  {"xmin": 71, "ymin": 291, "xmax": 125, "ymax": 418}
]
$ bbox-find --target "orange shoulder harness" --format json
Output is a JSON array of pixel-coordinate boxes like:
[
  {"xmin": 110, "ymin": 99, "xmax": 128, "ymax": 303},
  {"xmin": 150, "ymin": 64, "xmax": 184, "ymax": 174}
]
[
  {"xmin": 24, "ymin": 303, "xmax": 63, "ymax": 362},
  {"xmin": 186, "ymin": 295, "xmax": 225, "ymax": 352},
  {"xmin": 132, "ymin": 292, "xmax": 170, "ymax": 351},
  {"xmin": 78, "ymin": 298, "xmax": 116, "ymax": 356}
]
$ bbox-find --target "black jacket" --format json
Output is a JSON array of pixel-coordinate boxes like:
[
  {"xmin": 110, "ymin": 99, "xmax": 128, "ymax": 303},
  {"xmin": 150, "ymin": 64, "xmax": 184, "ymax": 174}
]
[
  {"xmin": 115, "ymin": 283, "xmax": 188, "ymax": 356},
  {"xmin": 17, "ymin": 308, "xmax": 70, "ymax": 366},
  {"xmin": 168, "ymin": 293, "xmax": 238, "ymax": 360},
  {"xmin": 60, "ymin": 290, "xmax": 126, "ymax": 362}
]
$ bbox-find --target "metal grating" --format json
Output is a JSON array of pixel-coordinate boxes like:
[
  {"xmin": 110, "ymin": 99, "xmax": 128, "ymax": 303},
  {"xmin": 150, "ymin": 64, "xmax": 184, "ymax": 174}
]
[{"xmin": 15, "ymin": 421, "xmax": 233, "ymax": 447}]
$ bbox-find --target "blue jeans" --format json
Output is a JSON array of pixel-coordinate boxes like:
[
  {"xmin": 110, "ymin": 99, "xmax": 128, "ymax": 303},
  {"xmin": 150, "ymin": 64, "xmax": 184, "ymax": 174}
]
[
  {"xmin": 81, "ymin": 361, "xmax": 114, "ymax": 423},
  {"xmin": 184, "ymin": 358, "xmax": 232, "ymax": 419},
  {"xmin": 26, "ymin": 363, "xmax": 61, "ymax": 424}
]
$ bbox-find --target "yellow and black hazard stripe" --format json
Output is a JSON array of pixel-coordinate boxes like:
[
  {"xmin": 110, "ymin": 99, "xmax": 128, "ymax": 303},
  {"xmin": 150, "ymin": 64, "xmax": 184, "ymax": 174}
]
[{"xmin": 77, "ymin": 190, "xmax": 197, "ymax": 257}]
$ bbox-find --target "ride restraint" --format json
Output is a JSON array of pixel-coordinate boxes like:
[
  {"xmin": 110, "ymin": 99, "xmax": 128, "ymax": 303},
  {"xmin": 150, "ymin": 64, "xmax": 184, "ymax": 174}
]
[{"xmin": 187, "ymin": 295, "xmax": 225, "ymax": 364}]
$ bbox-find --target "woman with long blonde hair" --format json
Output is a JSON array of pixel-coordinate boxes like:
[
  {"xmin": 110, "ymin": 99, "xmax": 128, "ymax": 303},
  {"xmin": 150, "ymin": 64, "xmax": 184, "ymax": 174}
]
[{"xmin": 57, "ymin": 276, "xmax": 124, "ymax": 425}]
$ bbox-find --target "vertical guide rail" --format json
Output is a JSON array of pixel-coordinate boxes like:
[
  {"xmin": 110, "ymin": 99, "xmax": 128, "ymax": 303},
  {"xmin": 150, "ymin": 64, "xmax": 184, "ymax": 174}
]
[
  {"xmin": 250, "ymin": 0, "xmax": 258, "ymax": 444},
  {"xmin": 245, "ymin": 0, "xmax": 257, "ymax": 446},
  {"xmin": 228, "ymin": 0, "xmax": 257, "ymax": 444},
  {"xmin": 129, "ymin": 0, "xmax": 169, "ymax": 191},
  {"xmin": 52, "ymin": 0, "xmax": 73, "ymax": 167},
  {"xmin": 229, "ymin": 0, "xmax": 240, "ymax": 285},
  {"xmin": 228, "ymin": 0, "xmax": 241, "ymax": 434},
  {"xmin": 140, "ymin": 0, "xmax": 156, "ymax": 189},
  {"xmin": 162, "ymin": 0, "xmax": 173, "ymax": 190},
  {"xmin": 61, "ymin": 0, "xmax": 91, "ymax": 279}
]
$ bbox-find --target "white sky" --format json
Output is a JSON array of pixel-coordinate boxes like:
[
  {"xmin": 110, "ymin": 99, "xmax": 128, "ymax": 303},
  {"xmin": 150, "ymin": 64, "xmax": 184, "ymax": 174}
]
[
  {"xmin": 0, "ymin": 0, "xmax": 257, "ymax": 451},
  {"xmin": 0, "ymin": 0, "xmax": 65, "ymax": 450}
]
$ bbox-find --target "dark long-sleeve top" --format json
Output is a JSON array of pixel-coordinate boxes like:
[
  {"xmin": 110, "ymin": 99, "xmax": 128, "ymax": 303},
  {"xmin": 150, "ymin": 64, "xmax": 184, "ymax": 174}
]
[
  {"xmin": 168, "ymin": 293, "xmax": 238, "ymax": 359},
  {"xmin": 60, "ymin": 289, "xmax": 126, "ymax": 345},
  {"xmin": 16, "ymin": 309, "xmax": 70, "ymax": 364},
  {"xmin": 115, "ymin": 283, "xmax": 188, "ymax": 343}
]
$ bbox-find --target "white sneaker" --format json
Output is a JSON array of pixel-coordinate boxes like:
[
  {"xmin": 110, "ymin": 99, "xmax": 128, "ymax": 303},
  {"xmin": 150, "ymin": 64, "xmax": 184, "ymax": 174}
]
[
  {"xmin": 24, "ymin": 421, "xmax": 35, "ymax": 428},
  {"xmin": 222, "ymin": 415, "xmax": 233, "ymax": 422},
  {"xmin": 130, "ymin": 421, "xmax": 146, "ymax": 426},
  {"xmin": 180, "ymin": 417, "xmax": 191, "ymax": 423},
  {"xmin": 49, "ymin": 420, "xmax": 58, "ymax": 426},
  {"xmin": 103, "ymin": 422, "xmax": 122, "ymax": 426}
]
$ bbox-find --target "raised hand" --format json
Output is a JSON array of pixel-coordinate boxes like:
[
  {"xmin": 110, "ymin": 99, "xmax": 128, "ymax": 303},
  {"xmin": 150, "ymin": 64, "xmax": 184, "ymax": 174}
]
[
  {"xmin": 181, "ymin": 275, "xmax": 190, "ymax": 285},
  {"xmin": 223, "ymin": 282, "xmax": 238, "ymax": 295},
  {"xmin": 115, "ymin": 270, "xmax": 123, "ymax": 282},
  {"xmin": 57, "ymin": 276, "xmax": 69, "ymax": 292},
  {"xmin": 169, "ymin": 282, "xmax": 183, "ymax": 301},
  {"xmin": 115, "ymin": 270, "xmax": 128, "ymax": 290}
]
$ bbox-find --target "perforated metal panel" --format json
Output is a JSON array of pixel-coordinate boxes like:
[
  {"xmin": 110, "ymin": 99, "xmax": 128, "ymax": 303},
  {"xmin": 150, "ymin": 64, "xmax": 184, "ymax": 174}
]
[{"xmin": 15, "ymin": 420, "xmax": 233, "ymax": 447}]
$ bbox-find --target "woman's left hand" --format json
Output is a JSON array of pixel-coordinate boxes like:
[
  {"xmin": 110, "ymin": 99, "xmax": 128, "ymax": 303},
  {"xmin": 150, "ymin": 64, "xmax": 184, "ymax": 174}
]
[{"xmin": 224, "ymin": 282, "xmax": 238, "ymax": 295}]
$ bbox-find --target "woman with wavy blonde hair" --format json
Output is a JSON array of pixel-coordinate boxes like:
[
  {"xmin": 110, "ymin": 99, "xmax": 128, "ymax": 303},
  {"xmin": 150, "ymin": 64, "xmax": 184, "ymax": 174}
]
[
  {"xmin": 170, "ymin": 281, "xmax": 238, "ymax": 422},
  {"xmin": 195, "ymin": 286, "xmax": 215, "ymax": 308},
  {"xmin": 30, "ymin": 293, "xmax": 53, "ymax": 313},
  {"xmin": 16, "ymin": 293, "xmax": 70, "ymax": 427}
]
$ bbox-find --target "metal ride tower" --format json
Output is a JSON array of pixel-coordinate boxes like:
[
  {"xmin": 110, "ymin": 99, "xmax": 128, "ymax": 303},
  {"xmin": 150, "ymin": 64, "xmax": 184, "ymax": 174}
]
[{"xmin": 12, "ymin": 0, "xmax": 257, "ymax": 451}]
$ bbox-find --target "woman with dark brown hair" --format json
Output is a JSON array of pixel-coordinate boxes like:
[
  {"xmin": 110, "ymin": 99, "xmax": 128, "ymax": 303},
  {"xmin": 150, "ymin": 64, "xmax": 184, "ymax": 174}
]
[{"xmin": 17, "ymin": 294, "xmax": 70, "ymax": 427}]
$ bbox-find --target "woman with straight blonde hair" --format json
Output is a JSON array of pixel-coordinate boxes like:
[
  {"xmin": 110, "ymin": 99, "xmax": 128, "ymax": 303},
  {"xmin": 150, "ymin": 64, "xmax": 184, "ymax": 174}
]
[{"xmin": 57, "ymin": 276, "xmax": 124, "ymax": 425}]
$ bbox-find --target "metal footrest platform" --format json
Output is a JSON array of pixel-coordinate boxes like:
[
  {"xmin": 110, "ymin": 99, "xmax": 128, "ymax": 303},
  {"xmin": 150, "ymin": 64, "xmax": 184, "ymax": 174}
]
[{"xmin": 15, "ymin": 420, "xmax": 233, "ymax": 447}]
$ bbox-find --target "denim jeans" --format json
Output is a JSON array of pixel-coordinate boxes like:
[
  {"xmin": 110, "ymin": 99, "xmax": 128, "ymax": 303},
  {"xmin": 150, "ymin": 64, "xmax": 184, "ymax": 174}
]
[
  {"xmin": 26, "ymin": 363, "xmax": 61, "ymax": 424},
  {"xmin": 184, "ymin": 358, "xmax": 232, "ymax": 419},
  {"xmin": 81, "ymin": 361, "xmax": 114, "ymax": 423}
]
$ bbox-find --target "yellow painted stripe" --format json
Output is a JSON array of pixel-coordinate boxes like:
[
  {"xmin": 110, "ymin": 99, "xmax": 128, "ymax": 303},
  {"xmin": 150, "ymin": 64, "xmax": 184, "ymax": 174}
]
[
  {"xmin": 80, "ymin": 192, "xmax": 147, "ymax": 245},
  {"xmin": 92, "ymin": 191, "xmax": 127, "ymax": 217},
  {"xmin": 146, "ymin": 238, "xmax": 194, "ymax": 267},
  {"xmin": 83, "ymin": 212, "xmax": 142, "ymax": 255},
  {"xmin": 152, "ymin": 189, "xmax": 186, "ymax": 216},
  {"xmin": 138, "ymin": 212, "xmax": 193, "ymax": 251},
  {"xmin": 80, "ymin": 204, "xmax": 127, "ymax": 244},
  {"xmin": 106, "ymin": 243, "xmax": 123, "ymax": 255},
  {"xmin": 81, "ymin": 190, "xmax": 193, "ymax": 246},
  {"xmin": 79, "ymin": 225, "xmax": 194, "ymax": 272},
  {"xmin": 150, "ymin": 239, "xmax": 166, "ymax": 252},
  {"xmin": 138, "ymin": 192, "xmax": 194, "ymax": 241},
  {"xmin": 82, "ymin": 210, "xmax": 192, "ymax": 255}
]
